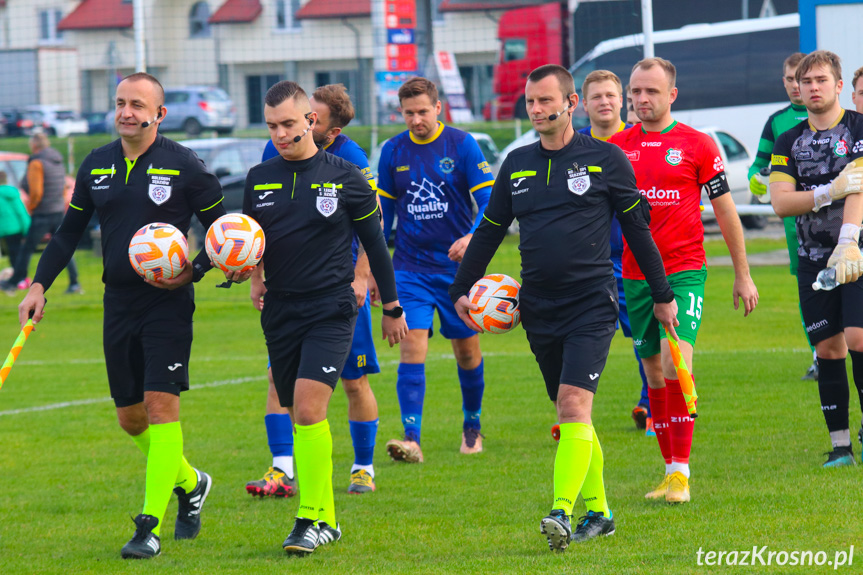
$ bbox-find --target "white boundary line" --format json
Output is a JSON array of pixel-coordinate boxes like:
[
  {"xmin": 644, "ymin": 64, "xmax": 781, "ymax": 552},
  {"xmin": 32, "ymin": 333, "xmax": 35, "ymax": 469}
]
[
  {"xmin": 2, "ymin": 346, "xmax": 811, "ymax": 417},
  {"xmin": 0, "ymin": 376, "xmax": 265, "ymax": 417}
]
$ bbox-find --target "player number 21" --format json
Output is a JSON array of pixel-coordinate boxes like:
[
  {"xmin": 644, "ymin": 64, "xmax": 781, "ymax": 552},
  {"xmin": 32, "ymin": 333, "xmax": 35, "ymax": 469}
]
[{"xmin": 686, "ymin": 293, "xmax": 702, "ymax": 320}]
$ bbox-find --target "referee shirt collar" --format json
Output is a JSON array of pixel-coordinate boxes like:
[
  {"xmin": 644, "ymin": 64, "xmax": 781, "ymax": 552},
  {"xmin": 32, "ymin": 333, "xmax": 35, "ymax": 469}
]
[{"xmin": 277, "ymin": 147, "xmax": 323, "ymax": 172}]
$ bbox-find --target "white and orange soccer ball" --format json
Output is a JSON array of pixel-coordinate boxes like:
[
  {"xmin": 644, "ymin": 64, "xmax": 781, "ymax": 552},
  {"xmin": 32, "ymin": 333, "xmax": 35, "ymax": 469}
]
[
  {"xmin": 128, "ymin": 223, "xmax": 189, "ymax": 281},
  {"xmin": 205, "ymin": 214, "xmax": 265, "ymax": 273},
  {"xmin": 467, "ymin": 274, "xmax": 521, "ymax": 334}
]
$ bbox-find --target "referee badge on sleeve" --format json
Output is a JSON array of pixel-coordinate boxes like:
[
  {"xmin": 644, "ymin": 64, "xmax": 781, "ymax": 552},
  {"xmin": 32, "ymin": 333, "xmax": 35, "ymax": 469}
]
[{"xmin": 313, "ymin": 182, "xmax": 342, "ymax": 217}]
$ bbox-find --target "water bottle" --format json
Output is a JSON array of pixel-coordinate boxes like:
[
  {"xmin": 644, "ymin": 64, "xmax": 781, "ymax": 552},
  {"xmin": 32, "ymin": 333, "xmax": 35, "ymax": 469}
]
[
  {"xmin": 758, "ymin": 166, "xmax": 771, "ymax": 203},
  {"xmin": 812, "ymin": 267, "xmax": 839, "ymax": 291}
]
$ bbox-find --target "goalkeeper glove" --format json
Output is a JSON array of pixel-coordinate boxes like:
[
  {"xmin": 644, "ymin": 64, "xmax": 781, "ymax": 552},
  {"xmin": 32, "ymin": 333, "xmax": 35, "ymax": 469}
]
[
  {"xmin": 813, "ymin": 159, "xmax": 863, "ymax": 212},
  {"xmin": 749, "ymin": 173, "xmax": 768, "ymax": 196},
  {"xmin": 827, "ymin": 224, "xmax": 863, "ymax": 284}
]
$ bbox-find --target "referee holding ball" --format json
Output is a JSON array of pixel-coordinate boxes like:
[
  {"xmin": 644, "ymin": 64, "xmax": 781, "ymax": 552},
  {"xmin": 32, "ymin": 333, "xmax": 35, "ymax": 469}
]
[
  {"xmin": 17, "ymin": 72, "xmax": 242, "ymax": 559},
  {"xmin": 244, "ymin": 81, "xmax": 408, "ymax": 556}
]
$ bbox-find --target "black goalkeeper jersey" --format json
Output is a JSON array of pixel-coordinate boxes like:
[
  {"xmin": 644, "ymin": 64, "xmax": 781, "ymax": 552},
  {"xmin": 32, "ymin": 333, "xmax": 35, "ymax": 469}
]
[
  {"xmin": 770, "ymin": 109, "xmax": 863, "ymax": 266},
  {"xmin": 33, "ymin": 134, "xmax": 225, "ymax": 290}
]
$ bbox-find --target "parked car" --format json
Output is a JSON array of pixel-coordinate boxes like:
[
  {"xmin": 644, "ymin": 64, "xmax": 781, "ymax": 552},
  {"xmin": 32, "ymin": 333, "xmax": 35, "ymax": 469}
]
[
  {"xmin": 369, "ymin": 131, "xmax": 501, "ymax": 178},
  {"xmin": 23, "ymin": 106, "xmax": 89, "ymax": 137},
  {"xmin": 84, "ymin": 111, "xmax": 111, "ymax": 134},
  {"xmin": 161, "ymin": 87, "xmax": 237, "ymax": 136},
  {"xmin": 0, "ymin": 108, "xmax": 38, "ymax": 137},
  {"xmin": 494, "ymin": 125, "xmax": 769, "ymax": 229},
  {"xmin": 181, "ymin": 138, "xmax": 268, "ymax": 240}
]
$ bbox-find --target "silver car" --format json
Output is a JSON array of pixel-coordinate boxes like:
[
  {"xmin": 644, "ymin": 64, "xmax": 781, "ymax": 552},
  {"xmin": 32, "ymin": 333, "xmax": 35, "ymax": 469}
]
[{"xmin": 161, "ymin": 87, "xmax": 236, "ymax": 136}]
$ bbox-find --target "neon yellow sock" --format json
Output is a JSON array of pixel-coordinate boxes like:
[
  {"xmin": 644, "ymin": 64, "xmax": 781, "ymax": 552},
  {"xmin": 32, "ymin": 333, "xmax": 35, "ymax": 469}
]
[
  {"xmin": 141, "ymin": 422, "xmax": 184, "ymax": 536},
  {"xmin": 131, "ymin": 427, "xmax": 198, "ymax": 493},
  {"xmin": 579, "ymin": 427, "xmax": 610, "ymax": 516},
  {"xmin": 131, "ymin": 428, "xmax": 150, "ymax": 456},
  {"xmin": 553, "ymin": 422, "xmax": 594, "ymax": 516},
  {"xmin": 318, "ymin": 465, "xmax": 336, "ymax": 527},
  {"xmin": 294, "ymin": 420, "xmax": 332, "ymax": 522}
]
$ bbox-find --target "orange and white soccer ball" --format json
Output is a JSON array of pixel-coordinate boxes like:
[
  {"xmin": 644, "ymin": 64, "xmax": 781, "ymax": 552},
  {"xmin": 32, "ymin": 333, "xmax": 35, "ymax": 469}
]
[
  {"xmin": 128, "ymin": 223, "xmax": 189, "ymax": 281},
  {"xmin": 205, "ymin": 214, "xmax": 265, "ymax": 273},
  {"xmin": 467, "ymin": 274, "xmax": 521, "ymax": 334}
]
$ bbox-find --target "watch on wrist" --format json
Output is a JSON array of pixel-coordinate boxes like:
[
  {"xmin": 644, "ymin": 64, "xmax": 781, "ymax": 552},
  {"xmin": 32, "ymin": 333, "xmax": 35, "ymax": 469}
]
[{"xmin": 382, "ymin": 306, "xmax": 404, "ymax": 318}]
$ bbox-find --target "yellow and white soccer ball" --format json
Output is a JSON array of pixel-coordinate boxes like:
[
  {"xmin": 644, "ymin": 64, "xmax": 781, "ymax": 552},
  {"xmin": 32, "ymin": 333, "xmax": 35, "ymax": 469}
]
[
  {"xmin": 128, "ymin": 223, "xmax": 189, "ymax": 281},
  {"xmin": 205, "ymin": 214, "xmax": 265, "ymax": 273},
  {"xmin": 467, "ymin": 274, "xmax": 521, "ymax": 334}
]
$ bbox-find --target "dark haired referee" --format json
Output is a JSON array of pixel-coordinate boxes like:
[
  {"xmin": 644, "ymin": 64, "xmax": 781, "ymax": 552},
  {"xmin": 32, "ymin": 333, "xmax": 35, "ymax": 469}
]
[
  {"xmin": 244, "ymin": 81, "xmax": 408, "ymax": 555},
  {"xmin": 17, "ymin": 73, "xmax": 243, "ymax": 558},
  {"xmin": 449, "ymin": 65, "xmax": 677, "ymax": 552}
]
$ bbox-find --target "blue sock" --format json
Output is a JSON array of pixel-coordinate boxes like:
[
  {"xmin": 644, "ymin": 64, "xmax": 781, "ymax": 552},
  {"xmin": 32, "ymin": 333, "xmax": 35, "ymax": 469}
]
[
  {"xmin": 265, "ymin": 413, "xmax": 294, "ymax": 458},
  {"xmin": 397, "ymin": 363, "xmax": 425, "ymax": 444},
  {"xmin": 349, "ymin": 419, "xmax": 378, "ymax": 466},
  {"xmin": 634, "ymin": 344, "xmax": 650, "ymax": 416},
  {"xmin": 459, "ymin": 359, "xmax": 484, "ymax": 431}
]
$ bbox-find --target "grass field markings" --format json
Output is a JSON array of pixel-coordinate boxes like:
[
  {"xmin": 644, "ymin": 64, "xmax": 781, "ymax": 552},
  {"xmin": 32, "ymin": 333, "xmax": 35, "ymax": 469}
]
[
  {"xmin": 0, "ymin": 375, "xmax": 265, "ymax": 417},
  {"xmin": 17, "ymin": 355, "xmax": 268, "ymax": 366}
]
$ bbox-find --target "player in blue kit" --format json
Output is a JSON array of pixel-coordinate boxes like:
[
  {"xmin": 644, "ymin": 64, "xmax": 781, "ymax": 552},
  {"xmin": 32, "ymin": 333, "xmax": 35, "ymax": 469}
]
[
  {"xmin": 247, "ymin": 84, "xmax": 381, "ymax": 495},
  {"xmin": 377, "ymin": 77, "xmax": 494, "ymax": 462}
]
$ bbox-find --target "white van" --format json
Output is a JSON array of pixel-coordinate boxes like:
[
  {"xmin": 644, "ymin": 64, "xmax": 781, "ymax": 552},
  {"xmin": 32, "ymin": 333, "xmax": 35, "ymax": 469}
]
[{"xmin": 568, "ymin": 14, "xmax": 800, "ymax": 152}]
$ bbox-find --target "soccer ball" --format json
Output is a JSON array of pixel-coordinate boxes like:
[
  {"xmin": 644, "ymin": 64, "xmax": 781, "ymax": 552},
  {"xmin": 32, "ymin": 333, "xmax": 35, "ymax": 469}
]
[
  {"xmin": 128, "ymin": 223, "xmax": 189, "ymax": 281},
  {"xmin": 467, "ymin": 274, "xmax": 521, "ymax": 334},
  {"xmin": 205, "ymin": 214, "xmax": 265, "ymax": 273}
]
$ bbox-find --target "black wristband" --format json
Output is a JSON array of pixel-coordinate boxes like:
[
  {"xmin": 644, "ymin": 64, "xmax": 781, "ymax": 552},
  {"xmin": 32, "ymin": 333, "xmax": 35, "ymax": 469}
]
[{"xmin": 192, "ymin": 261, "xmax": 208, "ymax": 283}]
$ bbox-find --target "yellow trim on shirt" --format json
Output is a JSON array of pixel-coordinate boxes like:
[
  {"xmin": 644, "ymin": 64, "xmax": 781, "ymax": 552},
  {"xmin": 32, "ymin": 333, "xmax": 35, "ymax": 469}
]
[
  {"xmin": 469, "ymin": 180, "xmax": 494, "ymax": 193},
  {"xmin": 408, "ymin": 122, "xmax": 445, "ymax": 145}
]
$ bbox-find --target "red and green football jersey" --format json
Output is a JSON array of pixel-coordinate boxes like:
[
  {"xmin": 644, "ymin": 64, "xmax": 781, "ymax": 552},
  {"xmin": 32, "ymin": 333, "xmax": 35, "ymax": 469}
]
[{"xmin": 609, "ymin": 121, "xmax": 725, "ymax": 280}]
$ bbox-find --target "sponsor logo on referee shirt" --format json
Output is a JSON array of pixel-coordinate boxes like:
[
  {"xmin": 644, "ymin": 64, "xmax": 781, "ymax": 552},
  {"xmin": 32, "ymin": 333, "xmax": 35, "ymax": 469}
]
[{"xmin": 148, "ymin": 185, "xmax": 171, "ymax": 205}]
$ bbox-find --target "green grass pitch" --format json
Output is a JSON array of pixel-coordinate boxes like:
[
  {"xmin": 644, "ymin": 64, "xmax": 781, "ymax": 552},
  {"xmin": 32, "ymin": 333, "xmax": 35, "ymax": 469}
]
[{"xmin": 0, "ymin": 236, "xmax": 861, "ymax": 574}]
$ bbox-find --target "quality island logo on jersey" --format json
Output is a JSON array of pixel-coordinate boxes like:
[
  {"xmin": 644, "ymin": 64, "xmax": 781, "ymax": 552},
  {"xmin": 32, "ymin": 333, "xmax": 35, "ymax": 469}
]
[
  {"xmin": 407, "ymin": 178, "xmax": 449, "ymax": 220},
  {"xmin": 665, "ymin": 148, "xmax": 683, "ymax": 166}
]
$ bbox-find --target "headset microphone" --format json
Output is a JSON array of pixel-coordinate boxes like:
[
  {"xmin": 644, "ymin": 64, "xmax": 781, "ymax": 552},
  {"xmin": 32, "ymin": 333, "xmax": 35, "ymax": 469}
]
[
  {"xmin": 141, "ymin": 110, "xmax": 162, "ymax": 128},
  {"xmin": 547, "ymin": 104, "xmax": 573, "ymax": 122},
  {"xmin": 293, "ymin": 124, "xmax": 312, "ymax": 143}
]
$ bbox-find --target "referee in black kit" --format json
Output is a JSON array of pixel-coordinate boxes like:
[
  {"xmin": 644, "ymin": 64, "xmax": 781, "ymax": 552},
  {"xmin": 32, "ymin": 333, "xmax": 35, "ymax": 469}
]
[
  {"xmin": 244, "ymin": 81, "xmax": 408, "ymax": 556},
  {"xmin": 449, "ymin": 65, "xmax": 677, "ymax": 552},
  {"xmin": 17, "ymin": 73, "xmax": 243, "ymax": 559}
]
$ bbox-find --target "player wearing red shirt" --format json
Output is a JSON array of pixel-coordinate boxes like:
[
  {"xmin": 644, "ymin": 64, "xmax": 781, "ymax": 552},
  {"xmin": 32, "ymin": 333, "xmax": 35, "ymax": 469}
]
[{"xmin": 610, "ymin": 58, "xmax": 759, "ymax": 503}]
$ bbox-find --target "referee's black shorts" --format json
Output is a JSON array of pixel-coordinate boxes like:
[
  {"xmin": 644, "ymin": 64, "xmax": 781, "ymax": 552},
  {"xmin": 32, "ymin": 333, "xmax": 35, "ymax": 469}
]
[
  {"xmin": 262, "ymin": 284, "xmax": 358, "ymax": 408},
  {"xmin": 520, "ymin": 277, "xmax": 618, "ymax": 401},
  {"xmin": 103, "ymin": 284, "xmax": 195, "ymax": 408},
  {"xmin": 798, "ymin": 260, "xmax": 863, "ymax": 346}
]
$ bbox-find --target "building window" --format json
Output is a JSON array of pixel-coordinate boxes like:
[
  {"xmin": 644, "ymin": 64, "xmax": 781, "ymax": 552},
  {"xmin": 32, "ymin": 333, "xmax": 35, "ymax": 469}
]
[
  {"xmin": 39, "ymin": 10, "xmax": 64, "ymax": 44},
  {"xmin": 275, "ymin": 0, "xmax": 301, "ymax": 30},
  {"xmin": 247, "ymin": 74, "xmax": 283, "ymax": 124},
  {"xmin": 189, "ymin": 2, "xmax": 212, "ymax": 38}
]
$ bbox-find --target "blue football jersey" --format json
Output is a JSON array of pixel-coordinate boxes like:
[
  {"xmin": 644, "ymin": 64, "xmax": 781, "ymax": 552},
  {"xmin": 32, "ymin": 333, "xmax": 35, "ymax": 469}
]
[
  {"xmin": 377, "ymin": 123, "xmax": 494, "ymax": 273},
  {"xmin": 262, "ymin": 134, "xmax": 375, "ymax": 264}
]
